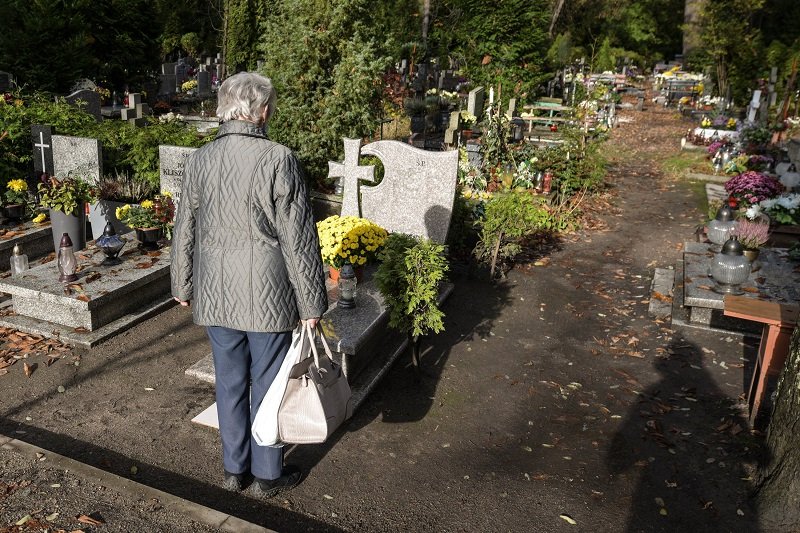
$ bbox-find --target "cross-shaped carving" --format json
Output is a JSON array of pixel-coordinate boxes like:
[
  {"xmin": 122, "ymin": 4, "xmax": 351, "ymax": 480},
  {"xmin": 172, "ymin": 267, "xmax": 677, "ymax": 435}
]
[
  {"xmin": 327, "ymin": 138, "xmax": 374, "ymax": 217},
  {"xmin": 31, "ymin": 125, "xmax": 54, "ymax": 175}
]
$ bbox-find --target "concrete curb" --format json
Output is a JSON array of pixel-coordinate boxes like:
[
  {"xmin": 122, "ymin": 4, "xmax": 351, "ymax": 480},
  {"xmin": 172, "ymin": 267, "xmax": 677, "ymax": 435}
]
[{"xmin": 0, "ymin": 433, "xmax": 276, "ymax": 533}]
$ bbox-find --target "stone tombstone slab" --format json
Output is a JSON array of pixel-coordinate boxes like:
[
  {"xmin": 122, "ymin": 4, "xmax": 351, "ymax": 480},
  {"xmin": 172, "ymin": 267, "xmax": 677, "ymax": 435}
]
[
  {"xmin": 159, "ymin": 145, "xmax": 197, "ymax": 206},
  {"xmin": 0, "ymin": 71, "xmax": 12, "ymax": 92},
  {"xmin": 159, "ymin": 74, "xmax": 177, "ymax": 95},
  {"xmin": 162, "ymin": 62, "xmax": 176, "ymax": 75},
  {"xmin": 359, "ymin": 141, "xmax": 458, "ymax": 243},
  {"xmin": 507, "ymin": 98, "xmax": 517, "ymax": 118},
  {"xmin": 31, "ymin": 124, "xmax": 55, "ymax": 176},
  {"xmin": 175, "ymin": 62, "xmax": 189, "ymax": 87},
  {"xmin": 65, "ymin": 89, "xmax": 101, "ymax": 122},
  {"xmin": 51, "ymin": 135, "xmax": 102, "ymax": 184},
  {"xmin": 197, "ymin": 71, "xmax": 211, "ymax": 96},
  {"xmin": 467, "ymin": 86, "xmax": 485, "ymax": 120}
]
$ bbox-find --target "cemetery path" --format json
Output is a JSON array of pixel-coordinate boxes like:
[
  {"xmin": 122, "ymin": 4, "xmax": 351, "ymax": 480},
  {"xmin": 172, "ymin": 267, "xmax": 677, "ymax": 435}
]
[{"xmin": 0, "ymin": 97, "xmax": 765, "ymax": 532}]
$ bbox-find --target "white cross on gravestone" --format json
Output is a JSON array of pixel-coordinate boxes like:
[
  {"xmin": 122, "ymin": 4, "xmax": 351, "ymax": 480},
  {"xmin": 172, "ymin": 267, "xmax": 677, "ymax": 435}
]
[
  {"xmin": 35, "ymin": 132, "xmax": 49, "ymax": 172},
  {"xmin": 327, "ymin": 138, "xmax": 375, "ymax": 216},
  {"xmin": 31, "ymin": 124, "xmax": 54, "ymax": 176}
]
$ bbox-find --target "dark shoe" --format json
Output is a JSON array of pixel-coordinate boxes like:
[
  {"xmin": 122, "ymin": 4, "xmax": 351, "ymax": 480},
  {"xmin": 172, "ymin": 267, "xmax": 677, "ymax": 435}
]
[
  {"xmin": 250, "ymin": 465, "xmax": 302, "ymax": 498},
  {"xmin": 223, "ymin": 470, "xmax": 249, "ymax": 492}
]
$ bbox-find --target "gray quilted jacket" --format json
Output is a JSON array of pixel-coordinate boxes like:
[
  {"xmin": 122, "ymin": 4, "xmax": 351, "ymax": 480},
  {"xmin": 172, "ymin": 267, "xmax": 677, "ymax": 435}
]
[{"xmin": 170, "ymin": 120, "xmax": 328, "ymax": 332}]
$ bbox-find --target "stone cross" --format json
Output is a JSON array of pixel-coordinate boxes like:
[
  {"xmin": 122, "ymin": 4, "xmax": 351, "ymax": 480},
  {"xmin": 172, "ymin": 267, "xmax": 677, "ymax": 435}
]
[
  {"xmin": 31, "ymin": 125, "xmax": 55, "ymax": 176},
  {"xmin": 327, "ymin": 138, "xmax": 375, "ymax": 217},
  {"xmin": 120, "ymin": 93, "xmax": 149, "ymax": 126}
]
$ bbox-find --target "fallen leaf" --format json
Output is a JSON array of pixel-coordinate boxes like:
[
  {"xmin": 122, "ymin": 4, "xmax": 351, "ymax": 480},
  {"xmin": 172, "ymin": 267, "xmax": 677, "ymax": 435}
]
[
  {"xmin": 23, "ymin": 361, "xmax": 36, "ymax": 377},
  {"xmin": 84, "ymin": 272, "xmax": 101, "ymax": 283},
  {"xmin": 73, "ymin": 327, "xmax": 89, "ymax": 333},
  {"xmin": 559, "ymin": 514, "xmax": 577, "ymax": 525},
  {"xmin": 742, "ymin": 287, "xmax": 760, "ymax": 294},
  {"xmin": 76, "ymin": 514, "xmax": 104, "ymax": 526}
]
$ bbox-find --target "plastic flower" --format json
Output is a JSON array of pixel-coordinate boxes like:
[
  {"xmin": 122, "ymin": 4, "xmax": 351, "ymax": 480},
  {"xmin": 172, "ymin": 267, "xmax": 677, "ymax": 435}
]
[{"xmin": 701, "ymin": 117, "xmax": 711, "ymax": 128}]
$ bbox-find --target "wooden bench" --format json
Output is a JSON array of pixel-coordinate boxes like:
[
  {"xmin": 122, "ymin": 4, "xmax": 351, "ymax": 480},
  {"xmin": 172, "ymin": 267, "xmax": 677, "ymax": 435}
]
[{"xmin": 724, "ymin": 295, "xmax": 800, "ymax": 424}]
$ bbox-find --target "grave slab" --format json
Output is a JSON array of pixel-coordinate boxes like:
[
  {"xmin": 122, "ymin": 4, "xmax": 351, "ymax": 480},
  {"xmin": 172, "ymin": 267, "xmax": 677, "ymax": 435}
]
[
  {"xmin": 0, "ymin": 221, "xmax": 54, "ymax": 272},
  {"xmin": 0, "ymin": 234, "xmax": 174, "ymax": 347},
  {"xmin": 65, "ymin": 89, "xmax": 102, "ymax": 122},
  {"xmin": 188, "ymin": 272, "xmax": 452, "ymax": 429},
  {"xmin": 681, "ymin": 242, "xmax": 800, "ymax": 329},
  {"xmin": 648, "ymin": 267, "xmax": 674, "ymax": 319}
]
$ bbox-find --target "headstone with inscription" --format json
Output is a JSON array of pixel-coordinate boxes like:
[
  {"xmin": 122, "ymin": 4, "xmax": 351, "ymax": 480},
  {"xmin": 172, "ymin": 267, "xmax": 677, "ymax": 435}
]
[
  {"xmin": 159, "ymin": 74, "xmax": 177, "ymax": 95},
  {"xmin": 467, "ymin": 87, "xmax": 485, "ymax": 120},
  {"xmin": 31, "ymin": 125, "xmax": 55, "ymax": 176},
  {"xmin": 159, "ymin": 145, "xmax": 198, "ymax": 206},
  {"xmin": 51, "ymin": 135, "xmax": 103, "ymax": 184},
  {"xmin": 175, "ymin": 61, "xmax": 189, "ymax": 88},
  {"xmin": 65, "ymin": 89, "xmax": 102, "ymax": 122},
  {"xmin": 328, "ymin": 139, "xmax": 458, "ymax": 243}
]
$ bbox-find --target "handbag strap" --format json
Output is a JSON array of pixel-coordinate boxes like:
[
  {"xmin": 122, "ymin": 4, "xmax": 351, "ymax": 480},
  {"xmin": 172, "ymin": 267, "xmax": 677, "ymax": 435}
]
[{"xmin": 305, "ymin": 322, "xmax": 335, "ymax": 369}]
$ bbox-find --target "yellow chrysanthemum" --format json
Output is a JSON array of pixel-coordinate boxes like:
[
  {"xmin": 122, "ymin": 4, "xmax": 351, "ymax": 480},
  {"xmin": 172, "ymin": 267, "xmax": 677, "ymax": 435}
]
[
  {"xmin": 140, "ymin": 200, "xmax": 154, "ymax": 209},
  {"xmin": 32, "ymin": 213, "xmax": 47, "ymax": 224},
  {"xmin": 7, "ymin": 179, "xmax": 27, "ymax": 193}
]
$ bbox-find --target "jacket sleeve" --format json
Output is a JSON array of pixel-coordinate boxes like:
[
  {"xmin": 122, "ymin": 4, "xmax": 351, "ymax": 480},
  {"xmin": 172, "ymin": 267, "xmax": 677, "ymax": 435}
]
[
  {"xmin": 271, "ymin": 151, "xmax": 328, "ymax": 319},
  {"xmin": 170, "ymin": 156, "xmax": 198, "ymax": 302}
]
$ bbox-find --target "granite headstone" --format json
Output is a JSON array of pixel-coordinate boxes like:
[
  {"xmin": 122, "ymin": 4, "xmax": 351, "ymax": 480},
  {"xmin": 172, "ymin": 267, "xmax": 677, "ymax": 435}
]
[
  {"xmin": 159, "ymin": 145, "xmax": 198, "ymax": 206},
  {"xmin": 159, "ymin": 74, "xmax": 177, "ymax": 95},
  {"xmin": 467, "ymin": 86, "xmax": 485, "ymax": 120},
  {"xmin": 51, "ymin": 135, "xmax": 103, "ymax": 184},
  {"xmin": 65, "ymin": 89, "xmax": 102, "ymax": 122},
  {"xmin": 327, "ymin": 138, "xmax": 375, "ymax": 217},
  {"xmin": 331, "ymin": 139, "xmax": 458, "ymax": 243},
  {"xmin": 31, "ymin": 124, "xmax": 55, "ymax": 176},
  {"xmin": 0, "ymin": 71, "xmax": 12, "ymax": 92},
  {"xmin": 197, "ymin": 71, "xmax": 211, "ymax": 96}
]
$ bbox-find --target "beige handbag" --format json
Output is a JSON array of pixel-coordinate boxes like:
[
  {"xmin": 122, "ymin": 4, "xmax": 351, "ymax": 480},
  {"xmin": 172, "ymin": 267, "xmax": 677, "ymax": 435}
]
[{"xmin": 278, "ymin": 323, "xmax": 353, "ymax": 444}]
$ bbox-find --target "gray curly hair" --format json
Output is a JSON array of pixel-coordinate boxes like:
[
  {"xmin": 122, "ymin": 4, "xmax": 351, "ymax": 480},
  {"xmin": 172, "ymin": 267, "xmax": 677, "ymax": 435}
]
[{"xmin": 216, "ymin": 72, "xmax": 277, "ymax": 124}]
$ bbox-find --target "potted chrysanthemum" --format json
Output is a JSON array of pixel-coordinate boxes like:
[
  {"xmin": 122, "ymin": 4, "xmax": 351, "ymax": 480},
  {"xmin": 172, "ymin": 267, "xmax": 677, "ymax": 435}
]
[
  {"xmin": 3, "ymin": 178, "xmax": 29, "ymax": 221},
  {"xmin": 724, "ymin": 171, "xmax": 784, "ymax": 208},
  {"xmin": 116, "ymin": 193, "xmax": 175, "ymax": 250},
  {"xmin": 316, "ymin": 215, "xmax": 388, "ymax": 281}
]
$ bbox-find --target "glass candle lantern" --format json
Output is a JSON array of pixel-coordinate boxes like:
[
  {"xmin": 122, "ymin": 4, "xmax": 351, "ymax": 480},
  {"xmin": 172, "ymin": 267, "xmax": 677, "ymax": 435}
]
[
  {"xmin": 10, "ymin": 244, "xmax": 28, "ymax": 275},
  {"xmin": 337, "ymin": 263, "xmax": 357, "ymax": 309},
  {"xmin": 707, "ymin": 204, "xmax": 737, "ymax": 251},
  {"xmin": 57, "ymin": 232, "xmax": 78, "ymax": 283},
  {"xmin": 95, "ymin": 222, "xmax": 125, "ymax": 266},
  {"xmin": 711, "ymin": 237, "xmax": 751, "ymax": 294}
]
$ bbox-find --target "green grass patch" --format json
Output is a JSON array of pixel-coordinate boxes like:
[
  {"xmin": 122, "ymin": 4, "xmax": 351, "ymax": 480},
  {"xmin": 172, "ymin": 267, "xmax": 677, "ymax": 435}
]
[{"xmin": 661, "ymin": 150, "xmax": 711, "ymax": 180}]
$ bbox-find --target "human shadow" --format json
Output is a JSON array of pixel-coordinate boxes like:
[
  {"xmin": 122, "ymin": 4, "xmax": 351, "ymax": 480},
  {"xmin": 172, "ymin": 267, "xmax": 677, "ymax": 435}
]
[{"xmin": 607, "ymin": 335, "xmax": 763, "ymax": 533}]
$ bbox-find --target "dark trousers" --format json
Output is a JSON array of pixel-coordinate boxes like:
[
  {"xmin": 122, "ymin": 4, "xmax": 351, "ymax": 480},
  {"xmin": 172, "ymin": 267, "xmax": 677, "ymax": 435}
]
[{"xmin": 206, "ymin": 326, "xmax": 292, "ymax": 480}]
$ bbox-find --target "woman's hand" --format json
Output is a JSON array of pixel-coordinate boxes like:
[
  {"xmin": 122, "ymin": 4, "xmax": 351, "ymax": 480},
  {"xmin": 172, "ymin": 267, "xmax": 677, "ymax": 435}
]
[{"xmin": 302, "ymin": 317, "xmax": 320, "ymax": 329}]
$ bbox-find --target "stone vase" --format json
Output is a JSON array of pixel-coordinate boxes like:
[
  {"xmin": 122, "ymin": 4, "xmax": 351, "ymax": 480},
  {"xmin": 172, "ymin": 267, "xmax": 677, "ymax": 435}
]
[
  {"xmin": 89, "ymin": 200, "xmax": 133, "ymax": 240},
  {"xmin": 49, "ymin": 206, "xmax": 86, "ymax": 253},
  {"xmin": 410, "ymin": 116, "xmax": 426, "ymax": 134}
]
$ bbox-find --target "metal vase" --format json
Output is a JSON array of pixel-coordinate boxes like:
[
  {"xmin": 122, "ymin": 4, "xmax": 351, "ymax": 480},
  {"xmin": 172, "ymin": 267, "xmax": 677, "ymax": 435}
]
[{"xmin": 49, "ymin": 206, "xmax": 86, "ymax": 253}]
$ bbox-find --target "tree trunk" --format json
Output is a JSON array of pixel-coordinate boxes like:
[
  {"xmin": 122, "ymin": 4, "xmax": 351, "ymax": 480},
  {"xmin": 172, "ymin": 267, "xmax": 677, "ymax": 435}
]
[
  {"xmin": 716, "ymin": 58, "xmax": 728, "ymax": 103},
  {"xmin": 411, "ymin": 334, "xmax": 421, "ymax": 376},
  {"xmin": 549, "ymin": 0, "xmax": 566, "ymax": 37},
  {"xmin": 754, "ymin": 327, "xmax": 800, "ymax": 529}
]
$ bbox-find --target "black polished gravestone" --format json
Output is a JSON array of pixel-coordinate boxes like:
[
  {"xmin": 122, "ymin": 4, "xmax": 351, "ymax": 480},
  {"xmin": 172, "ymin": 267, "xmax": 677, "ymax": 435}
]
[{"xmin": 31, "ymin": 124, "xmax": 55, "ymax": 176}]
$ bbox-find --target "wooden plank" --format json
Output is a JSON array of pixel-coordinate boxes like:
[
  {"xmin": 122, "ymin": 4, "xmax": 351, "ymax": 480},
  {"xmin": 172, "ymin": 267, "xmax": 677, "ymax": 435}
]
[{"xmin": 724, "ymin": 295, "xmax": 800, "ymax": 326}]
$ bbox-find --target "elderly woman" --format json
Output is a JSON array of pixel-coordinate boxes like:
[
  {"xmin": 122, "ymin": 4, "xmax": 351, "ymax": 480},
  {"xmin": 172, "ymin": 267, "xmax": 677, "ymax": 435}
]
[{"xmin": 170, "ymin": 72, "xmax": 327, "ymax": 498}]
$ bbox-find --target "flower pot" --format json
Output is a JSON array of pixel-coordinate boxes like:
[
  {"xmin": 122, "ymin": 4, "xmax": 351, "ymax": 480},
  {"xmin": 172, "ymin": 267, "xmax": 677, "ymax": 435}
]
[
  {"xmin": 328, "ymin": 265, "xmax": 364, "ymax": 283},
  {"xmin": 743, "ymin": 248, "xmax": 760, "ymax": 262},
  {"xmin": 462, "ymin": 129, "xmax": 473, "ymax": 140},
  {"xmin": 49, "ymin": 206, "xmax": 86, "ymax": 253},
  {"xmin": 3, "ymin": 204, "xmax": 25, "ymax": 221},
  {"xmin": 135, "ymin": 227, "xmax": 163, "ymax": 251},
  {"xmin": 89, "ymin": 200, "xmax": 134, "ymax": 240}
]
